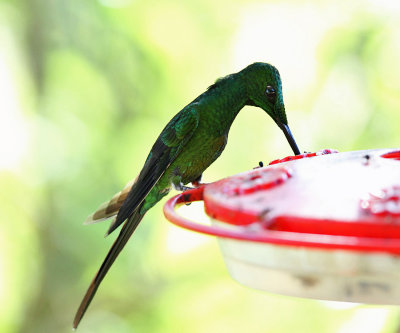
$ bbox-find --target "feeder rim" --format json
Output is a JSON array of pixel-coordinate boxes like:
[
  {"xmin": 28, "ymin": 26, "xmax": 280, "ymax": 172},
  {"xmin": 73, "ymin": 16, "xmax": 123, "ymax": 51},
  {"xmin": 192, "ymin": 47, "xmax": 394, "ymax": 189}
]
[{"xmin": 163, "ymin": 186, "xmax": 400, "ymax": 255}]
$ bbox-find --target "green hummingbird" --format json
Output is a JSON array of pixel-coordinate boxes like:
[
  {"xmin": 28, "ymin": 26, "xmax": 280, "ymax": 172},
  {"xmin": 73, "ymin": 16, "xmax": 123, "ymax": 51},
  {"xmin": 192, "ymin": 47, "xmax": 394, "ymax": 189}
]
[{"xmin": 73, "ymin": 62, "xmax": 300, "ymax": 328}]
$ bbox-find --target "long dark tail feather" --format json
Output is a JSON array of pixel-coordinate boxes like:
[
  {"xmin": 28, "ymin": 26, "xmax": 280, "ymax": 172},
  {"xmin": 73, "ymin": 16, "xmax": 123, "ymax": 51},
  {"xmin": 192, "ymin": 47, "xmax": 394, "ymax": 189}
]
[{"xmin": 73, "ymin": 209, "xmax": 145, "ymax": 329}]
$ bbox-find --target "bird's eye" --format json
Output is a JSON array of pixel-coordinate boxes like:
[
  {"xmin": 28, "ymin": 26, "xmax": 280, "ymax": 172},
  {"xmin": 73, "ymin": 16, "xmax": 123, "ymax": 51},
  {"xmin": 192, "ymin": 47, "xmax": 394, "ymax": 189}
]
[{"xmin": 265, "ymin": 86, "xmax": 276, "ymax": 102}]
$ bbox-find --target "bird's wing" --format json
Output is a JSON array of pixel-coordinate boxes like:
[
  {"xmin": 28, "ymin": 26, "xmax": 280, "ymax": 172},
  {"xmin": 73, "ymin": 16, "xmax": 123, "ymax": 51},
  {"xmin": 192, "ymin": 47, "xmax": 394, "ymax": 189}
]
[
  {"xmin": 73, "ymin": 109, "xmax": 200, "ymax": 329},
  {"xmin": 105, "ymin": 108, "xmax": 200, "ymax": 235}
]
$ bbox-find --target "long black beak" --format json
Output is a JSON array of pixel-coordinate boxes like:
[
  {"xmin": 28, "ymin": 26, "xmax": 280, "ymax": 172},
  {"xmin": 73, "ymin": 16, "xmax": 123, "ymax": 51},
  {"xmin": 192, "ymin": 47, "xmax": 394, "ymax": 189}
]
[{"xmin": 278, "ymin": 123, "xmax": 300, "ymax": 155}]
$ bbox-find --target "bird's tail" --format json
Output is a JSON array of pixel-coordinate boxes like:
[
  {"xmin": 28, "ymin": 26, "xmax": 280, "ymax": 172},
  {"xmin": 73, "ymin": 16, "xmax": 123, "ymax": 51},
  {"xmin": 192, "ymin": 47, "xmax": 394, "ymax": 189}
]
[
  {"xmin": 73, "ymin": 209, "xmax": 144, "ymax": 329},
  {"xmin": 84, "ymin": 178, "xmax": 136, "ymax": 227}
]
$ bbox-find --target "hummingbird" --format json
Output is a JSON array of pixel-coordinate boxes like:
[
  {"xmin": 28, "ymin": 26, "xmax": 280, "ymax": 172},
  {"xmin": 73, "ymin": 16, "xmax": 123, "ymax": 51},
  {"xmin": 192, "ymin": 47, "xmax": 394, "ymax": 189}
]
[{"xmin": 73, "ymin": 62, "xmax": 300, "ymax": 328}]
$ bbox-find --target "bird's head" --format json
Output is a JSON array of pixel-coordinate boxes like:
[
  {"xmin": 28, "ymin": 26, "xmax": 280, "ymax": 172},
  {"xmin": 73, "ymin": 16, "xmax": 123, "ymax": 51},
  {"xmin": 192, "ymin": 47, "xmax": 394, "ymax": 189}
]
[{"xmin": 241, "ymin": 62, "xmax": 300, "ymax": 155}]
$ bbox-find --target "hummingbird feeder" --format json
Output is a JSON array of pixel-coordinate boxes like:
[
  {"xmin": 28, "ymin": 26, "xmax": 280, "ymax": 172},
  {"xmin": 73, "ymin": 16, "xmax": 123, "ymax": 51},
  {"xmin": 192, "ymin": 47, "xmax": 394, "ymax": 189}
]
[{"xmin": 164, "ymin": 148, "xmax": 400, "ymax": 304}]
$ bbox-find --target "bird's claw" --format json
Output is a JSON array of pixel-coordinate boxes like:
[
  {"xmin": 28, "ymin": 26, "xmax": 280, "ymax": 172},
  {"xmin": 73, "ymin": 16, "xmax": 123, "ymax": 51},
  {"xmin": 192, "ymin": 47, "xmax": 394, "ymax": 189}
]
[{"xmin": 172, "ymin": 182, "xmax": 193, "ymax": 192}]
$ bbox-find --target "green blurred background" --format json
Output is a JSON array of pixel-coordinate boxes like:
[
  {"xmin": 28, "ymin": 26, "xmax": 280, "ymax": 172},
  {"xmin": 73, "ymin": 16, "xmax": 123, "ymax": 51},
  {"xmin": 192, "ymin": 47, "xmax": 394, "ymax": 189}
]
[{"xmin": 1, "ymin": 0, "xmax": 400, "ymax": 332}]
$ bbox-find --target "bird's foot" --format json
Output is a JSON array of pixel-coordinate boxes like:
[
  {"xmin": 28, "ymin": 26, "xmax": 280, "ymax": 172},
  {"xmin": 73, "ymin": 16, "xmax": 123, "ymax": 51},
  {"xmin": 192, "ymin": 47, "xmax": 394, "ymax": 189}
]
[
  {"xmin": 172, "ymin": 182, "xmax": 193, "ymax": 192},
  {"xmin": 172, "ymin": 180, "xmax": 194, "ymax": 205}
]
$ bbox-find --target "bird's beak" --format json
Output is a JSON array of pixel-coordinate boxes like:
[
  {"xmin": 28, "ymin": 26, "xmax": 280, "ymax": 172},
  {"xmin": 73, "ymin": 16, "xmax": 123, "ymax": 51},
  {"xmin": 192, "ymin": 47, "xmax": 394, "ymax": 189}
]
[{"xmin": 278, "ymin": 122, "xmax": 301, "ymax": 155}]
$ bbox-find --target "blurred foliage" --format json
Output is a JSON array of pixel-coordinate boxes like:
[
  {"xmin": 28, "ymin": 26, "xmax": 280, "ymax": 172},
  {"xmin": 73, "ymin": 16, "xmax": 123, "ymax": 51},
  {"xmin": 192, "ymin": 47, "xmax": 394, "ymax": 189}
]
[{"xmin": 1, "ymin": 0, "xmax": 400, "ymax": 332}]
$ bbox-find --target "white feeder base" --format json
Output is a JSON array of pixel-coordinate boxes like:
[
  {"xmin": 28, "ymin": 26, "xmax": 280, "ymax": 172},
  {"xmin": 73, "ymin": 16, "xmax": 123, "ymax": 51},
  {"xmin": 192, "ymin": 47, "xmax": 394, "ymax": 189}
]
[{"xmin": 217, "ymin": 237, "xmax": 400, "ymax": 304}]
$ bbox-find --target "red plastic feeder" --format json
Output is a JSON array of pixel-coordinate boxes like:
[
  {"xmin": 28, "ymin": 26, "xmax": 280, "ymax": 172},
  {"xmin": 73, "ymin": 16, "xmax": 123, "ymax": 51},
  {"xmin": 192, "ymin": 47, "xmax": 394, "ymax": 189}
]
[{"xmin": 164, "ymin": 149, "xmax": 400, "ymax": 304}]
